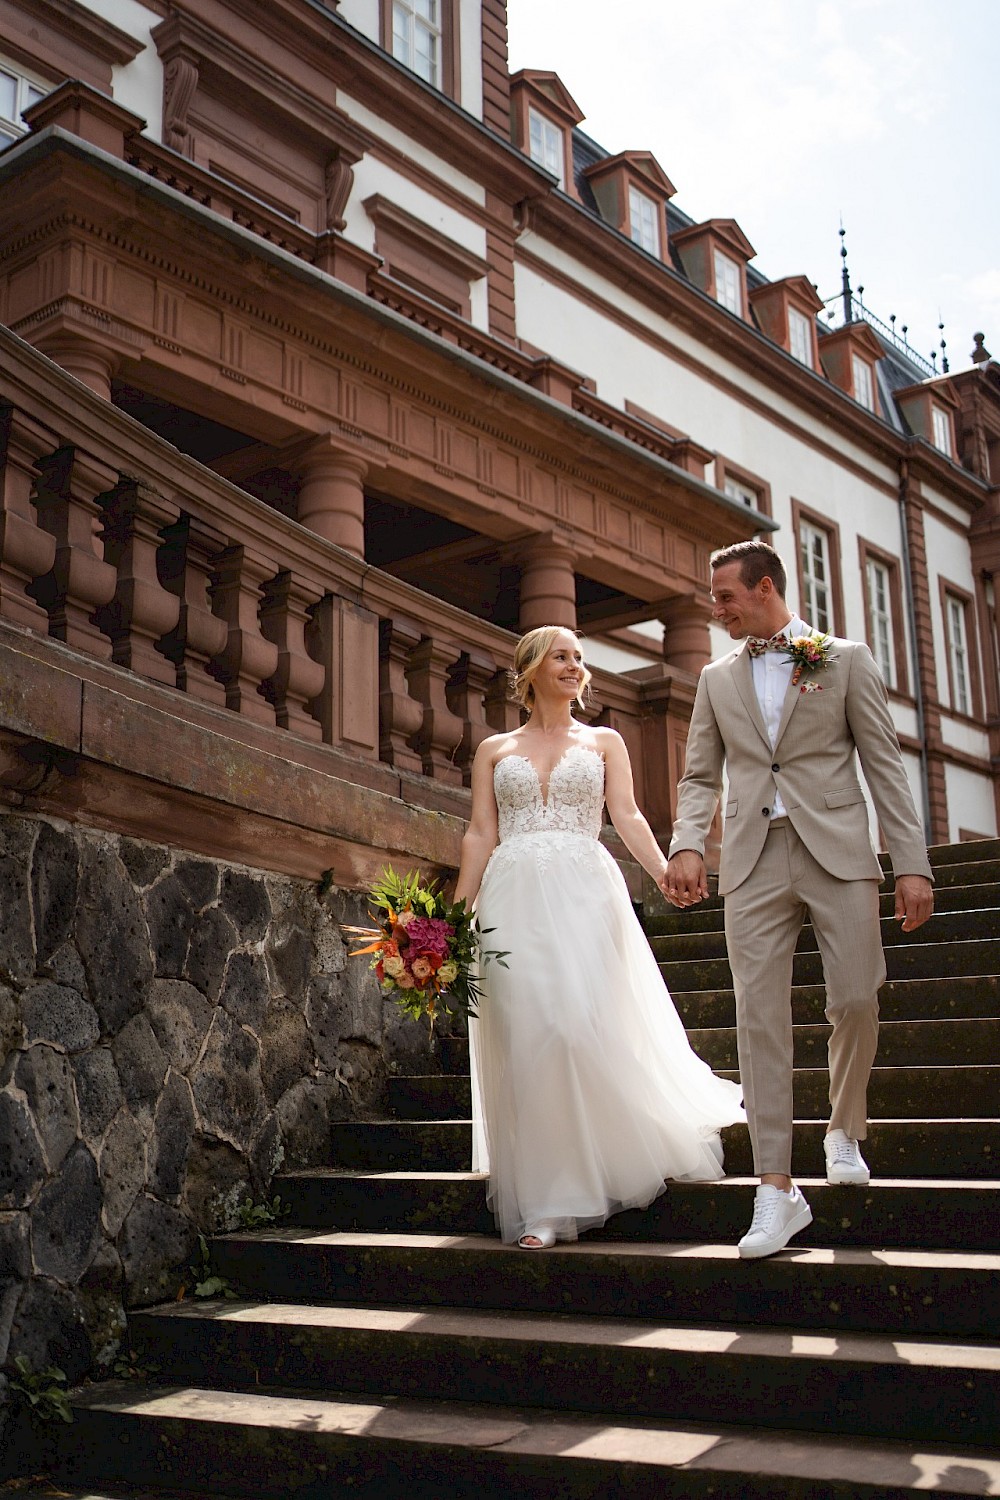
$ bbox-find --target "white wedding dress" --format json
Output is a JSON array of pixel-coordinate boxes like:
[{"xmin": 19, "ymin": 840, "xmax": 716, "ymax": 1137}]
[{"xmin": 470, "ymin": 744, "xmax": 746, "ymax": 1244}]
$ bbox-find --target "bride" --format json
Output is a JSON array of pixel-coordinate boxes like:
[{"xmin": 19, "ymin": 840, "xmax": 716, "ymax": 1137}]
[{"xmin": 454, "ymin": 625, "xmax": 745, "ymax": 1249}]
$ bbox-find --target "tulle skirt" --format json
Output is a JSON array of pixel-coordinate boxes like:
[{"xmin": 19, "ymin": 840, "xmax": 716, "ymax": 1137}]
[{"xmin": 470, "ymin": 830, "xmax": 746, "ymax": 1244}]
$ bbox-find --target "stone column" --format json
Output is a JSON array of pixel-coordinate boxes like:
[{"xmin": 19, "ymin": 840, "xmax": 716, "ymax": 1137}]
[
  {"xmin": 297, "ymin": 440, "xmax": 367, "ymax": 557},
  {"xmin": 35, "ymin": 334, "xmax": 119, "ymax": 401},
  {"xmin": 660, "ymin": 595, "xmax": 712, "ymax": 676},
  {"xmin": 517, "ymin": 536, "xmax": 576, "ymax": 632}
]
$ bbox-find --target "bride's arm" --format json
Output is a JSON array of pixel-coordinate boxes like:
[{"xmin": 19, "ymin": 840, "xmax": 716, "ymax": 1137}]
[
  {"xmin": 453, "ymin": 738, "xmax": 501, "ymax": 907},
  {"xmin": 601, "ymin": 730, "xmax": 669, "ymax": 884}
]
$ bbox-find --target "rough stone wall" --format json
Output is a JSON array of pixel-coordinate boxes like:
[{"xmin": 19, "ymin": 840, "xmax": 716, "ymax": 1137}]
[{"xmin": 0, "ymin": 810, "xmax": 434, "ymax": 1450}]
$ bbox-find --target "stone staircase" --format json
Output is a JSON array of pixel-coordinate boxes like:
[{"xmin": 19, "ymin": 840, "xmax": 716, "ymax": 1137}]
[{"xmin": 33, "ymin": 839, "xmax": 1000, "ymax": 1497}]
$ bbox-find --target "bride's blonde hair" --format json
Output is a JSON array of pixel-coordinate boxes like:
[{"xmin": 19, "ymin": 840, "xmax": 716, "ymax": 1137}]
[{"xmin": 511, "ymin": 625, "xmax": 592, "ymax": 710}]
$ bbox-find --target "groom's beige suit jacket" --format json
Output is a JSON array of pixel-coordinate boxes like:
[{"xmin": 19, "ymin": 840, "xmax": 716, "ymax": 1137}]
[{"xmin": 668, "ymin": 636, "xmax": 933, "ymax": 895}]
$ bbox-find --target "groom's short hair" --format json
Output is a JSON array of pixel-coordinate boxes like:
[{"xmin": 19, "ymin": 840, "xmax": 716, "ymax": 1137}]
[{"xmin": 711, "ymin": 540, "xmax": 787, "ymax": 598}]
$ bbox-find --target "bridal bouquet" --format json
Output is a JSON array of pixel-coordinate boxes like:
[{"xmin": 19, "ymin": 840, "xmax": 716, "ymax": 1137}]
[{"xmin": 342, "ymin": 866, "xmax": 507, "ymax": 1027}]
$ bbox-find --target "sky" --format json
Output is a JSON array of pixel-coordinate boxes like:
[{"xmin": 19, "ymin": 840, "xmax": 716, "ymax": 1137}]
[{"xmin": 505, "ymin": 0, "xmax": 1000, "ymax": 374}]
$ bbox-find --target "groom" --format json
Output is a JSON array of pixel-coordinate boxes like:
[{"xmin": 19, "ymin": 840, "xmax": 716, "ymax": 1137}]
[{"xmin": 663, "ymin": 540, "xmax": 933, "ymax": 1258}]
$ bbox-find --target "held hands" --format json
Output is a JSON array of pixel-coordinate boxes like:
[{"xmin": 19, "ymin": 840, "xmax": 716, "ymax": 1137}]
[
  {"xmin": 894, "ymin": 874, "xmax": 934, "ymax": 932},
  {"xmin": 661, "ymin": 851, "xmax": 709, "ymax": 908}
]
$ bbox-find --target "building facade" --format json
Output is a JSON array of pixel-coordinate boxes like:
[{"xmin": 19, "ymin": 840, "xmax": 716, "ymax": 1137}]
[{"xmin": 2, "ymin": 0, "xmax": 997, "ymax": 846}]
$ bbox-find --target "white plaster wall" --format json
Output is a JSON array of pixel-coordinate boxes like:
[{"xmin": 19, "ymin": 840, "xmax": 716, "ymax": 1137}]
[
  {"xmin": 72, "ymin": 1, "xmax": 164, "ymax": 136},
  {"xmin": 945, "ymin": 764, "xmax": 998, "ymax": 840},
  {"xmin": 458, "ymin": 0, "xmax": 483, "ymax": 119},
  {"xmin": 336, "ymin": 0, "xmax": 380, "ymax": 44},
  {"xmin": 338, "ymin": 92, "xmax": 485, "ymax": 205},
  {"xmin": 940, "ymin": 718, "xmax": 991, "ymax": 759}
]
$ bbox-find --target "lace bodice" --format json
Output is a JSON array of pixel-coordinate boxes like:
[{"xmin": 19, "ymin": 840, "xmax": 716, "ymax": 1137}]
[{"xmin": 493, "ymin": 745, "xmax": 605, "ymax": 841}]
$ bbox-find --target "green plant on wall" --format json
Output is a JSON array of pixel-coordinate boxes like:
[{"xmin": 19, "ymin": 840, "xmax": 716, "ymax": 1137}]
[{"xmin": 9, "ymin": 1356, "xmax": 73, "ymax": 1424}]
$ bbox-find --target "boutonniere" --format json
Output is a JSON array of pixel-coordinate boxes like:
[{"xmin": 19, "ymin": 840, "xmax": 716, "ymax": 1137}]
[{"xmin": 784, "ymin": 632, "xmax": 839, "ymax": 687}]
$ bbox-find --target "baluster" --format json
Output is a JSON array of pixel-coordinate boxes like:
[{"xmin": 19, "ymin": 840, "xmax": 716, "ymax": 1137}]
[
  {"xmin": 27, "ymin": 444, "xmax": 118, "ymax": 657},
  {"xmin": 0, "ymin": 405, "xmax": 57, "ymax": 632},
  {"xmin": 406, "ymin": 635, "xmax": 465, "ymax": 785},
  {"xmin": 306, "ymin": 593, "xmax": 379, "ymax": 755},
  {"xmin": 207, "ymin": 544, "xmax": 280, "ymax": 726},
  {"xmin": 446, "ymin": 649, "xmax": 496, "ymax": 786},
  {"xmin": 485, "ymin": 665, "xmax": 520, "ymax": 733},
  {"xmin": 156, "ymin": 516, "xmax": 229, "ymax": 707},
  {"xmin": 378, "ymin": 616, "xmax": 424, "ymax": 774},
  {"xmin": 93, "ymin": 479, "xmax": 181, "ymax": 684},
  {"xmin": 258, "ymin": 570, "xmax": 325, "ymax": 741}
]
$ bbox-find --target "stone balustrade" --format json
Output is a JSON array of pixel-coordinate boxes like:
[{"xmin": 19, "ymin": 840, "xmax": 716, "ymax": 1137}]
[{"xmin": 0, "ymin": 324, "xmax": 692, "ymax": 841}]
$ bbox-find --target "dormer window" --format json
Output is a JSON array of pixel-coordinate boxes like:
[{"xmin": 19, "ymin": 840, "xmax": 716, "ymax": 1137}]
[
  {"xmin": 528, "ymin": 107, "xmax": 564, "ymax": 186},
  {"xmin": 628, "ymin": 186, "xmax": 658, "ymax": 254},
  {"xmin": 389, "ymin": 0, "xmax": 442, "ymax": 88},
  {"xmin": 713, "ymin": 250, "xmax": 742, "ymax": 315},
  {"xmin": 852, "ymin": 354, "xmax": 875, "ymax": 412},
  {"xmin": 0, "ymin": 58, "xmax": 47, "ymax": 145},
  {"xmin": 789, "ymin": 307, "xmax": 814, "ymax": 368},
  {"xmin": 932, "ymin": 404, "xmax": 953, "ymax": 456}
]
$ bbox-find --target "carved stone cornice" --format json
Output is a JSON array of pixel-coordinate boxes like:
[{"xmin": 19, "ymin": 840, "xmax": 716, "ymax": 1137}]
[{"xmin": 1, "ymin": 0, "xmax": 146, "ymax": 69}]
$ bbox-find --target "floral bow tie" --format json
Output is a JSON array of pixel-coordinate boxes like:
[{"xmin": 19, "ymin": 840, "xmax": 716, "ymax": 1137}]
[{"xmin": 746, "ymin": 631, "xmax": 790, "ymax": 657}]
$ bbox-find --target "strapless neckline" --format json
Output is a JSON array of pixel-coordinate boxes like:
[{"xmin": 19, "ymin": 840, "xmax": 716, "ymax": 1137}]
[{"xmin": 501, "ymin": 744, "xmax": 603, "ymax": 809}]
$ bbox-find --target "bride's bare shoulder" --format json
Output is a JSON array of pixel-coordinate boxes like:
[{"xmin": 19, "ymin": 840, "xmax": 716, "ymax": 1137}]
[{"xmin": 475, "ymin": 731, "xmax": 523, "ymax": 768}]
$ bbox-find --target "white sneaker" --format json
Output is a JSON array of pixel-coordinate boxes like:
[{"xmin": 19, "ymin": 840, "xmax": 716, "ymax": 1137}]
[
  {"xmin": 824, "ymin": 1129, "xmax": 870, "ymax": 1184},
  {"xmin": 737, "ymin": 1183, "xmax": 813, "ymax": 1259}
]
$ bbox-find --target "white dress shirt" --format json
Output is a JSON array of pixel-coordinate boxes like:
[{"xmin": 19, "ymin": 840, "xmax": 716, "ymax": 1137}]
[{"xmin": 750, "ymin": 614, "xmax": 809, "ymax": 819}]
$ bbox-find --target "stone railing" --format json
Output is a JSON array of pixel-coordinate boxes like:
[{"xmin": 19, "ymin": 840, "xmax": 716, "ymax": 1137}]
[{"xmin": 0, "ymin": 324, "xmax": 698, "ymax": 852}]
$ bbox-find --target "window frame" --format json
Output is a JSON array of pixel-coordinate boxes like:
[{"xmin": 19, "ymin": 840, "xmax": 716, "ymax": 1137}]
[
  {"xmin": 628, "ymin": 184, "xmax": 659, "ymax": 255},
  {"xmin": 713, "ymin": 248, "xmax": 742, "ymax": 316},
  {"xmin": 939, "ymin": 578, "xmax": 983, "ymax": 720},
  {"xmin": 714, "ymin": 455, "xmax": 772, "ymax": 521},
  {"xmin": 381, "ymin": 0, "xmax": 459, "ymax": 100},
  {"xmin": 858, "ymin": 539, "xmax": 909, "ymax": 696},
  {"xmin": 931, "ymin": 404, "xmax": 953, "ymax": 458},
  {"xmin": 788, "ymin": 306, "xmax": 814, "ymax": 369},
  {"xmin": 527, "ymin": 105, "xmax": 565, "ymax": 187},
  {"xmin": 851, "ymin": 352, "xmax": 876, "ymax": 413},
  {"xmin": 0, "ymin": 56, "xmax": 48, "ymax": 144},
  {"xmin": 792, "ymin": 499, "xmax": 844, "ymax": 634}
]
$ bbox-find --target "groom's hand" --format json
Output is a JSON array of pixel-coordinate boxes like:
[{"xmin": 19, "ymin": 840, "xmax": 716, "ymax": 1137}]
[
  {"xmin": 662, "ymin": 852, "xmax": 709, "ymax": 908},
  {"xmin": 894, "ymin": 874, "xmax": 933, "ymax": 932}
]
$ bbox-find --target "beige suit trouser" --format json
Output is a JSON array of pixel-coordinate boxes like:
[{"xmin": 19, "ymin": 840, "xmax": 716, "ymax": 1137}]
[{"xmin": 724, "ymin": 819, "xmax": 884, "ymax": 1176}]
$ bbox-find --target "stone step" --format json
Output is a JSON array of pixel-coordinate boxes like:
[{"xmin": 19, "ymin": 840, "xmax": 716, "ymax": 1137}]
[
  {"xmin": 208, "ymin": 1230, "xmax": 1000, "ymax": 1340},
  {"xmin": 689, "ymin": 1018, "xmax": 1000, "ymax": 1070},
  {"xmin": 274, "ymin": 1170, "xmax": 1000, "ymax": 1251},
  {"xmin": 658, "ymin": 937, "xmax": 1000, "ymax": 992},
  {"xmin": 644, "ymin": 879, "xmax": 1000, "ymax": 937},
  {"xmin": 672, "ymin": 974, "xmax": 1000, "ymax": 1029},
  {"xmin": 714, "ymin": 1065, "xmax": 1000, "ymax": 1119},
  {"xmin": 649, "ymin": 908, "xmax": 997, "ymax": 963},
  {"xmin": 391, "ymin": 1022, "xmax": 1000, "ymax": 1121},
  {"xmin": 390, "ymin": 1064, "xmax": 1000, "ymax": 1126},
  {"xmin": 124, "ymin": 1300, "xmax": 1000, "ymax": 1446},
  {"xmin": 327, "ymin": 1117, "xmax": 1000, "ymax": 1178},
  {"xmin": 925, "ymin": 837, "xmax": 1000, "ymax": 867},
  {"xmin": 46, "ymin": 1383, "xmax": 1000, "ymax": 1500}
]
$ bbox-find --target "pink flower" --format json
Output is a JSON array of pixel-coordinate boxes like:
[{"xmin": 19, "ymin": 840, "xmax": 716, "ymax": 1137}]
[
  {"xmin": 397, "ymin": 969, "xmax": 416, "ymax": 989},
  {"xmin": 411, "ymin": 957, "xmax": 434, "ymax": 982},
  {"xmin": 405, "ymin": 916, "xmax": 454, "ymax": 959}
]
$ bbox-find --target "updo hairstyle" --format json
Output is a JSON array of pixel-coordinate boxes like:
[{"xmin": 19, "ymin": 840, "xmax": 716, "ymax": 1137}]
[{"xmin": 510, "ymin": 625, "xmax": 592, "ymax": 710}]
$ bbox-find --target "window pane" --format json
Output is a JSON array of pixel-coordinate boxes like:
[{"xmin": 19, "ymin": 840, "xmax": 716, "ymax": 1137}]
[
  {"xmin": 528, "ymin": 108, "xmax": 563, "ymax": 185},
  {"xmin": 714, "ymin": 250, "xmax": 741, "ymax": 315},
  {"xmin": 800, "ymin": 522, "xmax": 830, "ymax": 631},
  {"xmin": 932, "ymin": 406, "xmax": 952, "ymax": 456},
  {"xmin": 0, "ymin": 69, "xmax": 18, "ymax": 123},
  {"xmin": 866, "ymin": 558, "xmax": 894, "ymax": 686},
  {"xmin": 948, "ymin": 597, "xmax": 969, "ymax": 714},
  {"xmin": 724, "ymin": 477, "xmax": 757, "ymax": 508},
  {"xmin": 628, "ymin": 187, "xmax": 657, "ymax": 254},
  {"xmin": 392, "ymin": 2, "xmax": 410, "ymax": 64},
  {"xmin": 789, "ymin": 309, "xmax": 813, "ymax": 368},
  {"xmin": 852, "ymin": 354, "xmax": 874, "ymax": 412},
  {"xmin": 25, "ymin": 84, "xmax": 45, "ymax": 111}
]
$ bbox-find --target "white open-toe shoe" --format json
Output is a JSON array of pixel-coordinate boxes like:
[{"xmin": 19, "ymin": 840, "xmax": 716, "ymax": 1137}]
[{"xmin": 517, "ymin": 1225, "xmax": 556, "ymax": 1249}]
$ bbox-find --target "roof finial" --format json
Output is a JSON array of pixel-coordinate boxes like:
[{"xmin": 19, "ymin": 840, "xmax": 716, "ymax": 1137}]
[
  {"xmin": 839, "ymin": 220, "xmax": 853, "ymax": 323},
  {"xmin": 939, "ymin": 317, "xmax": 949, "ymax": 375},
  {"xmin": 971, "ymin": 331, "xmax": 992, "ymax": 366}
]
